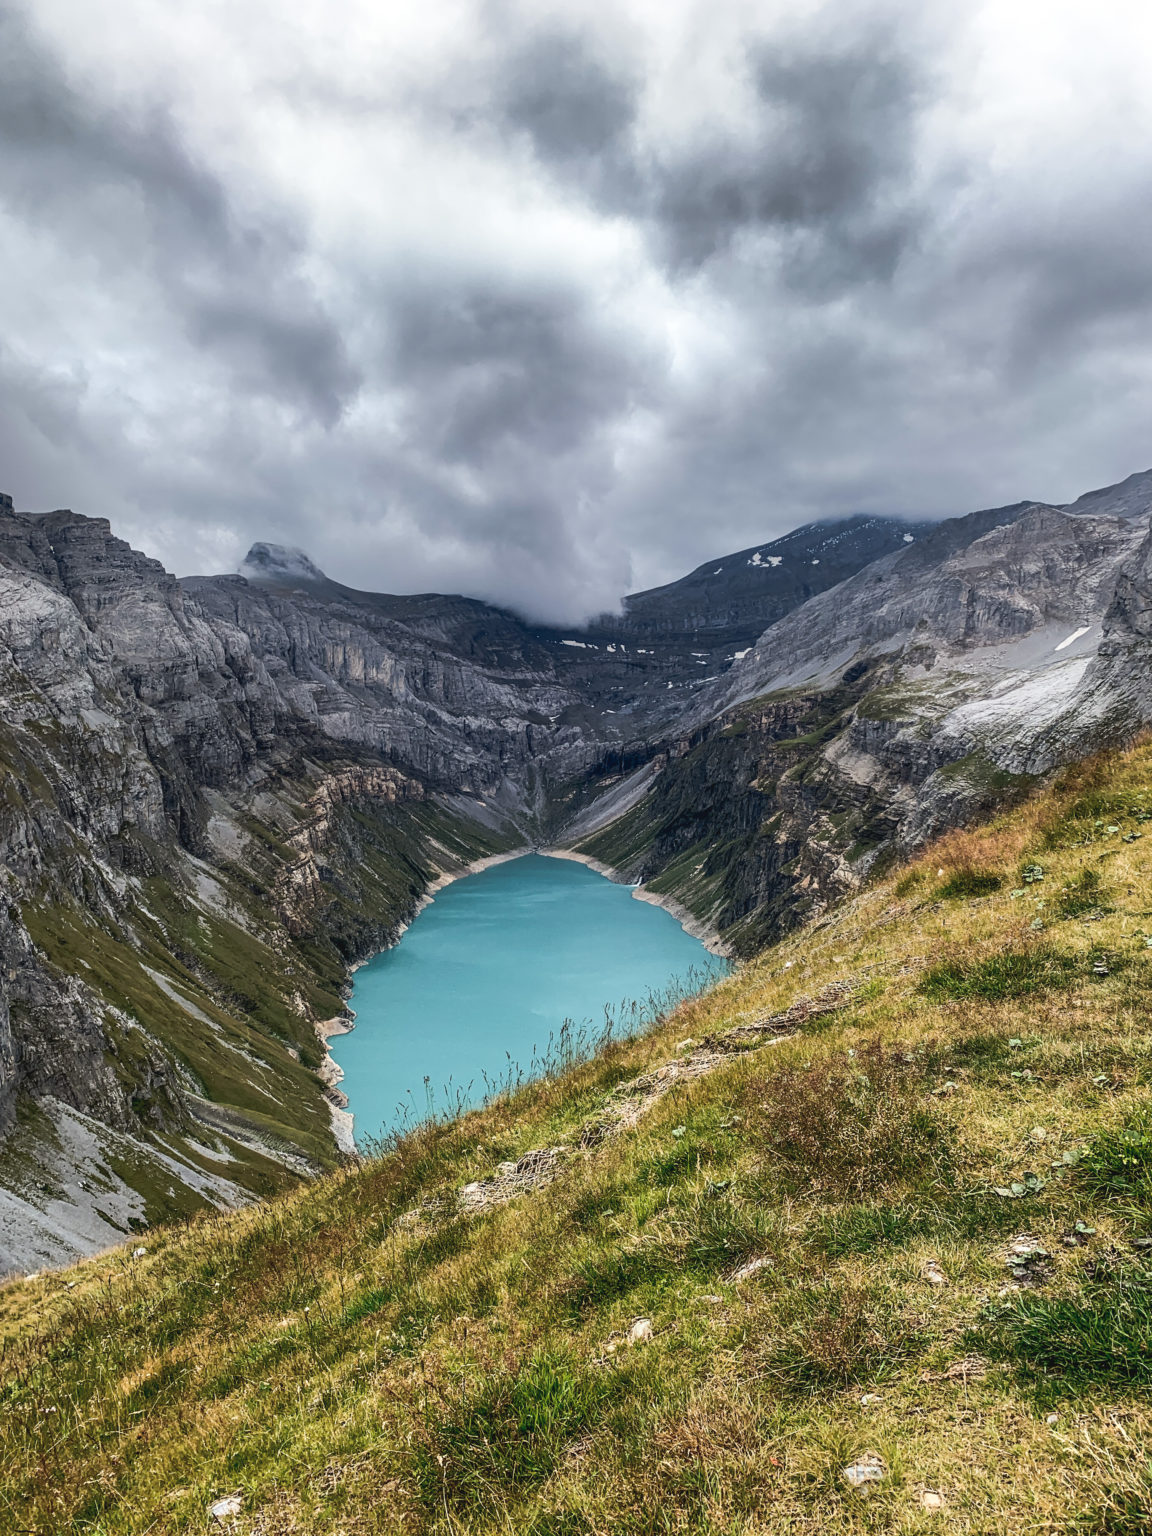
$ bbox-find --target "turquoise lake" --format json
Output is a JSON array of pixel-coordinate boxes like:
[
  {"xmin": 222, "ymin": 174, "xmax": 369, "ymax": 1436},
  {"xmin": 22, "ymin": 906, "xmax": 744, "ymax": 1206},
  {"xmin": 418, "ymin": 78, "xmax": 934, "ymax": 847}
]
[{"xmin": 332, "ymin": 853, "xmax": 728, "ymax": 1144}]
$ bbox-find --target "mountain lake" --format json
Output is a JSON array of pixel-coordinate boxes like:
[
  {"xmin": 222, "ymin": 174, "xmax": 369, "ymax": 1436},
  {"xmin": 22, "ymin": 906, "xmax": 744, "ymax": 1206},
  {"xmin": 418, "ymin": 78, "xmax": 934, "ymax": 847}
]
[{"xmin": 332, "ymin": 852, "xmax": 730, "ymax": 1144}]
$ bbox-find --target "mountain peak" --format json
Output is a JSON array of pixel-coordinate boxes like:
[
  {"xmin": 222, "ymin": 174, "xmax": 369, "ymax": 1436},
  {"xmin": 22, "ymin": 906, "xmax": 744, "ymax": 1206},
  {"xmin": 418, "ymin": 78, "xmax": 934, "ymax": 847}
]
[{"xmin": 239, "ymin": 542, "xmax": 328, "ymax": 585}]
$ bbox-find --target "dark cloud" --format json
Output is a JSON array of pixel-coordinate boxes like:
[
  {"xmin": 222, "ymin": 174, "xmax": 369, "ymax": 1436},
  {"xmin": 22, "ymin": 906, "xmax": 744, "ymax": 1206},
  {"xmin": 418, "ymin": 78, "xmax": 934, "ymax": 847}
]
[
  {"xmin": 0, "ymin": 1, "xmax": 1151, "ymax": 623},
  {"xmin": 385, "ymin": 283, "xmax": 648, "ymax": 462},
  {"xmin": 498, "ymin": 28, "xmax": 638, "ymax": 164},
  {"xmin": 648, "ymin": 27, "xmax": 927, "ymax": 274},
  {"xmin": 0, "ymin": 11, "xmax": 359, "ymax": 426}
]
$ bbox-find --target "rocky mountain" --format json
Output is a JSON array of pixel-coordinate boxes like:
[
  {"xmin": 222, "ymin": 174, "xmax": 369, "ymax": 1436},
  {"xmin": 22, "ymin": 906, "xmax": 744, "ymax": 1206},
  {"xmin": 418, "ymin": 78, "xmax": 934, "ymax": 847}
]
[
  {"xmin": 567, "ymin": 473, "xmax": 1152, "ymax": 951},
  {"xmin": 3, "ymin": 470, "xmax": 1152, "ymax": 1273},
  {"xmin": 584, "ymin": 514, "xmax": 937, "ymax": 657}
]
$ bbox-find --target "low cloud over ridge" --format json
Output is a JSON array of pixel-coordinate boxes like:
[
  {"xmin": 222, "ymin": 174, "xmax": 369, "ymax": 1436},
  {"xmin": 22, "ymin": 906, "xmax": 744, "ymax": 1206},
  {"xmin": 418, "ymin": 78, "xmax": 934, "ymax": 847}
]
[{"xmin": 2, "ymin": 0, "xmax": 1151, "ymax": 622}]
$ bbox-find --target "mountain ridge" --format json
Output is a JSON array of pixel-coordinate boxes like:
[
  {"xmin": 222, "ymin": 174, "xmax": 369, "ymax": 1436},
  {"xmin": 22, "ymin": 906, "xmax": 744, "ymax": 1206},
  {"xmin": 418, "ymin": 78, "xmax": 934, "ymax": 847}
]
[{"xmin": 3, "ymin": 468, "xmax": 1152, "ymax": 1271}]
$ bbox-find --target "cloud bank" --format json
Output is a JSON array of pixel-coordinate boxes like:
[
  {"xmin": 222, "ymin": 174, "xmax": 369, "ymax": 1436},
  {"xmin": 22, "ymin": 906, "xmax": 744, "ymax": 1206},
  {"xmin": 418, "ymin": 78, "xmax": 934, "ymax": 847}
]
[{"xmin": 2, "ymin": 0, "xmax": 1151, "ymax": 621}]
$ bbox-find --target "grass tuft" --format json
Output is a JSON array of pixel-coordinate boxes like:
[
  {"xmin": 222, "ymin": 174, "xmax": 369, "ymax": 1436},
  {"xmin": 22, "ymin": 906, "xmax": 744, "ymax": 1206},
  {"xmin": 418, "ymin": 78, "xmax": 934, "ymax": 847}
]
[
  {"xmin": 414, "ymin": 1348, "xmax": 621, "ymax": 1514},
  {"xmin": 980, "ymin": 1264, "xmax": 1152, "ymax": 1391},
  {"xmin": 748, "ymin": 1039, "xmax": 950, "ymax": 1197},
  {"xmin": 919, "ymin": 942, "xmax": 1078, "ymax": 1002},
  {"xmin": 1078, "ymin": 1107, "xmax": 1152, "ymax": 1208},
  {"xmin": 937, "ymin": 865, "xmax": 1004, "ymax": 899},
  {"xmin": 1057, "ymin": 867, "xmax": 1113, "ymax": 919},
  {"xmin": 765, "ymin": 1279, "xmax": 923, "ymax": 1391}
]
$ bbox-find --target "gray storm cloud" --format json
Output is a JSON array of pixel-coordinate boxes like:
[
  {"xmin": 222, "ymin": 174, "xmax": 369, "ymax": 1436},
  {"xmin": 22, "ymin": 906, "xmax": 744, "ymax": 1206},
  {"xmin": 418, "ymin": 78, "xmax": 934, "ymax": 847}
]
[{"xmin": 1, "ymin": 0, "xmax": 1150, "ymax": 622}]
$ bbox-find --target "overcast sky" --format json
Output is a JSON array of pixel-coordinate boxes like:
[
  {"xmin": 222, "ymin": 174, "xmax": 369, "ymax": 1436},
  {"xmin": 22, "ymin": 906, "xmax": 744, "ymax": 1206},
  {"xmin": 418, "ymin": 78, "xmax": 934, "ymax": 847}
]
[{"xmin": 2, "ymin": 0, "xmax": 1152, "ymax": 621}]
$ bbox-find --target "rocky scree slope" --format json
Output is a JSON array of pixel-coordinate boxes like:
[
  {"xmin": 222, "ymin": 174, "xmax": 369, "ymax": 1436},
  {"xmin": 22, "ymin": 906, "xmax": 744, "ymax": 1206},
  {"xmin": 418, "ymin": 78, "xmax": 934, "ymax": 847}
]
[{"xmin": 3, "ymin": 471, "xmax": 1152, "ymax": 1272}]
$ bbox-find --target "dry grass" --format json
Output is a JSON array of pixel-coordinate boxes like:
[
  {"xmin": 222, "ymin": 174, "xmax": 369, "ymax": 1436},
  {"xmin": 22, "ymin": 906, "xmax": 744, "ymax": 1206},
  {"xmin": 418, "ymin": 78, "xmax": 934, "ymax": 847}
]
[{"xmin": 5, "ymin": 742, "xmax": 1152, "ymax": 1532}]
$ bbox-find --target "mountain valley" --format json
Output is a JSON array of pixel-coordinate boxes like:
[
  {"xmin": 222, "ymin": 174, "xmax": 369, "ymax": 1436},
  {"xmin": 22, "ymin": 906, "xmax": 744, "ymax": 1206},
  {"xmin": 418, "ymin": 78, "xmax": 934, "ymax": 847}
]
[{"xmin": 3, "ymin": 470, "xmax": 1152, "ymax": 1272}]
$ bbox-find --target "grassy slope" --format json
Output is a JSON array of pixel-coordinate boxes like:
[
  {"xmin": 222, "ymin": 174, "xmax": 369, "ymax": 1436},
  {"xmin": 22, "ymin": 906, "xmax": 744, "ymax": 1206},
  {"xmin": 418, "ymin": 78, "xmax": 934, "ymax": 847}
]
[{"xmin": 5, "ymin": 745, "xmax": 1152, "ymax": 1532}]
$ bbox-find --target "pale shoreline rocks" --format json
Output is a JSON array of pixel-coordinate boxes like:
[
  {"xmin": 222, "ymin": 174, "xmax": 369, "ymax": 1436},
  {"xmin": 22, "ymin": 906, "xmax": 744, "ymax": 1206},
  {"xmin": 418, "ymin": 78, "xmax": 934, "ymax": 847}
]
[{"xmin": 539, "ymin": 846, "xmax": 733, "ymax": 958}]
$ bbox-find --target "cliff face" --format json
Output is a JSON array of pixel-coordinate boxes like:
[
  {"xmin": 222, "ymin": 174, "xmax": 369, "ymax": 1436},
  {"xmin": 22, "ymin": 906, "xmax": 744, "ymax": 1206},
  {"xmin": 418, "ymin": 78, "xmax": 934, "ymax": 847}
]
[
  {"xmin": 567, "ymin": 481, "xmax": 1152, "ymax": 953},
  {"xmin": 0, "ymin": 502, "xmax": 528, "ymax": 1274},
  {"xmin": 5, "ymin": 470, "xmax": 1152, "ymax": 1272}
]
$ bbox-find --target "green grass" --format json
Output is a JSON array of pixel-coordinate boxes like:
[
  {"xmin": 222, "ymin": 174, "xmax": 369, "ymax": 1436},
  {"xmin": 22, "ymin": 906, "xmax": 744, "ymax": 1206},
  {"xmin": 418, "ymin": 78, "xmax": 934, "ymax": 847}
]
[
  {"xmin": 918, "ymin": 942, "xmax": 1079, "ymax": 1002},
  {"xmin": 7, "ymin": 742, "xmax": 1152, "ymax": 1531},
  {"xmin": 415, "ymin": 1349, "xmax": 623, "ymax": 1515},
  {"xmin": 981, "ymin": 1264, "xmax": 1152, "ymax": 1391},
  {"xmin": 814, "ymin": 1202, "xmax": 937, "ymax": 1256},
  {"xmin": 1057, "ymin": 866, "xmax": 1114, "ymax": 918},
  {"xmin": 1078, "ymin": 1107, "xmax": 1152, "ymax": 1207},
  {"xmin": 937, "ymin": 865, "xmax": 1004, "ymax": 899}
]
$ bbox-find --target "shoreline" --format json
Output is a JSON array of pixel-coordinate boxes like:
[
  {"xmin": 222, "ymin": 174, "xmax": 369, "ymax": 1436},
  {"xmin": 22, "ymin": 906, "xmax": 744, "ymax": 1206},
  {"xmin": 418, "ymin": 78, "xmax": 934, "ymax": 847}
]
[
  {"xmin": 314, "ymin": 845, "xmax": 533, "ymax": 1151},
  {"xmin": 538, "ymin": 847, "xmax": 734, "ymax": 959},
  {"xmin": 316, "ymin": 839, "xmax": 732, "ymax": 1153},
  {"xmin": 314, "ymin": 1036, "xmax": 357, "ymax": 1156}
]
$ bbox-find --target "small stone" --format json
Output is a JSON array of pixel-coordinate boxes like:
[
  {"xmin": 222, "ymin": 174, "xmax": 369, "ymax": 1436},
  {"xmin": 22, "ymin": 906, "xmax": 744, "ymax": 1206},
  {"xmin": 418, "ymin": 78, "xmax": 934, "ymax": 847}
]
[
  {"xmin": 729, "ymin": 1256, "xmax": 772, "ymax": 1283},
  {"xmin": 919, "ymin": 1489, "xmax": 945, "ymax": 1512},
  {"xmin": 496, "ymin": 1161, "xmax": 518, "ymax": 1176},
  {"xmin": 860, "ymin": 1393, "xmax": 881, "ymax": 1406},
  {"xmin": 842, "ymin": 1452, "xmax": 885, "ymax": 1488},
  {"xmin": 209, "ymin": 1495, "xmax": 243, "ymax": 1521},
  {"xmin": 922, "ymin": 1259, "xmax": 948, "ymax": 1287},
  {"xmin": 1046, "ymin": 1413, "xmax": 1059, "ymax": 1426},
  {"xmin": 698, "ymin": 1294, "xmax": 724, "ymax": 1304},
  {"xmin": 628, "ymin": 1318, "xmax": 653, "ymax": 1345},
  {"xmin": 132, "ymin": 1246, "xmax": 147, "ymax": 1259}
]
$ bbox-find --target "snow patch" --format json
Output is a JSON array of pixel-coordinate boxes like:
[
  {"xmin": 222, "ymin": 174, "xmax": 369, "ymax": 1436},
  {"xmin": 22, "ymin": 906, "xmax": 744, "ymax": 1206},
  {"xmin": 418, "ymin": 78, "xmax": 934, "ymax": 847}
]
[
  {"xmin": 903, "ymin": 533, "xmax": 915, "ymax": 543},
  {"xmin": 732, "ymin": 648, "xmax": 752, "ymax": 661},
  {"xmin": 1054, "ymin": 624, "xmax": 1092, "ymax": 652}
]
